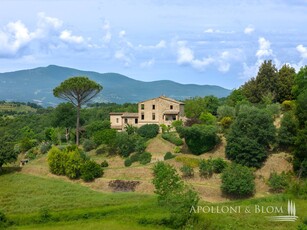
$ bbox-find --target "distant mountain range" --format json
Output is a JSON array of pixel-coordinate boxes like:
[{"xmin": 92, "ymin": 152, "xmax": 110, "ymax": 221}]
[{"xmin": 0, "ymin": 65, "xmax": 231, "ymax": 106}]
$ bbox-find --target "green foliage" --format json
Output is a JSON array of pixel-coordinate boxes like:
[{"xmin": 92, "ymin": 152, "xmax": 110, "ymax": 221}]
[
  {"xmin": 124, "ymin": 124, "xmax": 138, "ymax": 135},
  {"xmin": 221, "ymin": 163, "xmax": 255, "ymax": 197},
  {"xmin": 47, "ymin": 146, "xmax": 67, "ymax": 175},
  {"xmin": 292, "ymin": 65, "xmax": 307, "ymax": 98},
  {"xmin": 65, "ymin": 150, "xmax": 86, "ymax": 179},
  {"xmin": 164, "ymin": 152, "xmax": 175, "ymax": 160},
  {"xmin": 296, "ymin": 89, "xmax": 307, "ymax": 127},
  {"xmin": 85, "ymin": 120, "xmax": 111, "ymax": 138},
  {"xmin": 217, "ymin": 105, "xmax": 235, "ymax": 120},
  {"xmin": 100, "ymin": 160, "xmax": 109, "ymax": 168},
  {"xmin": 93, "ymin": 129, "xmax": 117, "ymax": 146},
  {"xmin": 130, "ymin": 153, "xmax": 140, "ymax": 163},
  {"xmin": 281, "ymin": 100, "xmax": 296, "ymax": 111},
  {"xmin": 226, "ymin": 88, "xmax": 247, "ymax": 107},
  {"xmin": 124, "ymin": 158, "xmax": 132, "ymax": 167},
  {"xmin": 82, "ymin": 139, "xmax": 97, "ymax": 152},
  {"xmin": 276, "ymin": 64, "xmax": 296, "ymax": 102},
  {"xmin": 0, "ymin": 210, "xmax": 8, "ymax": 227},
  {"xmin": 265, "ymin": 103, "xmax": 281, "ymax": 118},
  {"xmin": 39, "ymin": 142, "xmax": 52, "ymax": 154},
  {"xmin": 137, "ymin": 124, "xmax": 159, "ymax": 138},
  {"xmin": 219, "ymin": 116, "xmax": 233, "ymax": 129},
  {"xmin": 161, "ymin": 133, "xmax": 183, "ymax": 146},
  {"xmin": 171, "ymin": 120, "xmax": 183, "ymax": 128},
  {"xmin": 287, "ymin": 180, "xmax": 307, "ymax": 199},
  {"xmin": 226, "ymin": 106, "xmax": 276, "ymax": 168},
  {"xmin": 139, "ymin": 152, "xmax": 152, "ymax": 165},
  {"xmin": 267, "ymin": 171, "xmax": 289, "ymax": 193},
  {"xmin": 293, "ymin": 127, "xmax": 307, "ymax": 178},
  {"xmin": 173, "ymin": 146, "xmax": 181, "ymax": 153},
  {"xmin": 152, "ymin": 162, "xmax": 199, "ymax": 228},
  {"xmin": 199, "ymin": 159, "xmax": 213, "ymax": 178},
  {"xmin": 53, "ymin": 76, "xmax": 103, "ymax": 145},
  {"xmin": 184, "ymin": 96, "xmax": 219, "ymax": 118},
  {"xmin": 96, "ymin": 145, "xmax": 108, "ymax": 155},
  {"xmin": 0, "ymin": 134, "xmax": 17, "ymax": 169},
  {"xmin": 277, "ymin": 111, "xmax": 299, "ymax": 149},
  {"xmin": 160, "ymin": 124, "xmax": 170, "ymax": 134},
  {"xmin": 134, "ymin": 137, "xmax": 147, "ymax": 154},
  {"xmin": 181, "ymin": 125, "xmax": 219, "ymax": 155},
  {"xmin": 211, "ymin": 158, "xmax": 228, "ymax": 173},
  {"xmin": 81, "ymin": 160, "xmax": 103, "ymax": 182},
  {"xmin": 115, "ymin": 132, "xmax": 137, "ymax": 157},
  {"xmin": 199, "ymin": 112, "xmax": 217, "ymax": 125},
  {"xmin": 180, "ymin": 165, "xmax": 194, "ymax": 178},
  {"xmin": 52, "ymin": 103, "xmax": 76, "ymax": 128}
]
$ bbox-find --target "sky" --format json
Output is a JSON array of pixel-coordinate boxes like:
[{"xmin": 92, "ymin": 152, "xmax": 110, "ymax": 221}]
[{"xmin": 0, "ymin": 0, "xmax": 307, "ymax": 89}]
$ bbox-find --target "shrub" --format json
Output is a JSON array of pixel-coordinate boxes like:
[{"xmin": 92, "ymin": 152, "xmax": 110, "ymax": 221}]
[
  {"xmin": 217, "ymin": 105, "xmax": 235, "ymax": 120},
  {"xmin": 175, "ymin": 156, "xmax": 200, "ymax": 168},
  {"xmin": 47, "ymin": 146, "xmax": 67, "ymax": 175},
  {"xmin": 173, "ymin": 146, "xmax": 181, "ymax": 153},
  {"xmin": 180, "ymin": 165, "xmax": 194, "ymax": 178},
  {"xmin": 277, "ymin": 111, "xmax": 298, "ymax": 149},
  {"xmin": 82, "ymin": 139, "xmax": 97, "ymax": 152},
  {"xmin": 219, "ymin": 117, "xmax": 233, "ymax": 129},
  {"xmin": 109, "ymin": 180, "xmax": 140, "ymax": 192},
  {"xmin": 100, "ymin": 160, "xmax": 109, "ymax": 168},
  {"xmin": 162, "ymin": 133, "xmax": 183, "ymax": 146},
  {"xmin": 81, "ymin": 160, "xmax": 103, "ymax": 182},
  {"xmin": 199, "ymin": 160, "xmax": 213, "ymax": 178},
  {"xmin": 212, "ymin": 158, "xmax": 228, "ymax": 173},
  {"xmin": 199, "ymin": 112, "xmax": 217, "ymax": 125},
  {"xmin": 182, "ymin": 125, "xmax": 219, "ymax": 155},
  {"xmin": 281, "ymin": 100, "xmax": 296, "ymax": 111},
  {"xmin": 124, "ymin": 158, "xmax": 132, "ymax": 167},
  {"xmin": 139, "ymin": 152, "xmax": 152, "ymax": 165},
  {"xmin": 164, "ymin": 152, "xmax": 175, "ymax": 160},
  {"xmin": 135, "ymin": 137, "xmax": 147, "ymax": 154},
  {"xmin": 65, "ymin": 150, "xmax": 85, "ymax": 179},
  {"xmin": 268, "ymin": 171, "xmax": 289, "ymax": 193},
  {"xmin": 115, "ymin": 132, "xmax": 136, "ymax": 157},
  {"xmin": 172, "ymin": 120, "xmax": 183, "ymax": 128},
  {"xmin": 221, "ymin": 163, "xmax": 255, "ymax": 197},
  {"xmin": 137, "ymin": 124, "xmax": 159, "ymax": 138},
  {"xmin": 287, "ymin": 180, "xmax": 307, "ymax": 199},
  {"xmin": 93, "ymin": 129, "xmax": 117, "ymax": 146},
  {"xmin": 265, "ymin": 103, "xmax": 281, "ymax": 118},
  {"xmin": 130, "ymin": 153, "xmax": 140, "ymax": 163}
]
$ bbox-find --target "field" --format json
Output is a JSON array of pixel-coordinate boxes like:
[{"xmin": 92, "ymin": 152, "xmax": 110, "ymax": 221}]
[{"xmin": 0, "ymin": 134, "xmax": 305, "ymax": 229}]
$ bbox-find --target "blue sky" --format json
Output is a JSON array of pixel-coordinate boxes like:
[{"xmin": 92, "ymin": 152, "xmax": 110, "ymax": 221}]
[{"xmin": 1, "ymin": 0, "xmax": 307, "ymax": 89}]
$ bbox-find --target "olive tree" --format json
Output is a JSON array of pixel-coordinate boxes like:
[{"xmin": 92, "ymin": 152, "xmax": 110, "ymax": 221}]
[{"xmin": 53, "ymin": 77, "xmax": 102, "ymax": 145}]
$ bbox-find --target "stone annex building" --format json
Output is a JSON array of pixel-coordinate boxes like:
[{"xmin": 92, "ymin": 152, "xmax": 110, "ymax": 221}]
[{"xmin": 110, "ymin": 96, "xmax": 185, "ymax": 131}]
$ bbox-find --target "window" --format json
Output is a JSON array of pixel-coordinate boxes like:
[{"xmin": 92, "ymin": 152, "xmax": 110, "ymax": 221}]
[
  {"xmin": 116, "ymin": 118, "xmax": 119, "ymax": 123},
  {"xmin": 170, "ymin": 105, "xmax": 173, "ymax": 110},
  {"xmin": 152, "ymin": 113, "xmax": 155, "ymax": 120},
  {"xmin": 141, "ymin": 113, "xmax": 144, "ymax": 120},
  {"xmin": 152, "ymin": 104, "xmax": 155, "ymax": 110},
  {"xmin": 135, "ymin": 118, "xmax": 138, "ymax": 124},
  {"xmin": 124, "ymin": 118, "xmax": 128, "ymax": 124},
  {"xmin": 141, "ymin": 104, "xmax": 145, "ymax": 110},
  {"xmin": 172, "ymin": 116, "xmax": 176, "ymax": 120}
]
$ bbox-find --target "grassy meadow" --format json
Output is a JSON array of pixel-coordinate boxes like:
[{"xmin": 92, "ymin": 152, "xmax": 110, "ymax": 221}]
[{"xmin": 1, "ymin": 170, "xmax": 306, "ymax": 229}]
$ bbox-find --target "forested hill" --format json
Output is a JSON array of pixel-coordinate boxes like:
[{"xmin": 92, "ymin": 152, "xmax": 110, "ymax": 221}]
[{"xmin": 0, "ymin": 65, "xmax": 231, "ymax": 106}]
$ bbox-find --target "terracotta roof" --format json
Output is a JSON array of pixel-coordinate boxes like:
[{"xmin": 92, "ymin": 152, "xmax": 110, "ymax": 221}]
[
  {"xmin": 121, "ymin": 113, "xmax": 139, "ymax": 118},
  {"xmin": 163, "ymin": 110, "xmax": 180, "ymax": 115}
]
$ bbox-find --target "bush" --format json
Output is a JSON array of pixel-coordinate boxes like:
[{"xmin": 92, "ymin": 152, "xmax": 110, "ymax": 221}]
[
  {"xmin": 93, "ymin": 129, "xmax": 117, "ymax": 146},
  {"xmin": 162, "ymin": 133, "xmax": 183, "ymax": 146},
  {"xmin": 96, "ymin": 145, "xmax": 108, "ymax": 155},
  {"xmin": 212, "ymin": 158, "xmax": 228, "ymax": 173},
  {"xmin": 137, "ymin": 124, "xmax": 159, "ymax": 138},
  {"xmin": 81, "ymin": 160, "xmax": 103, "ymax": 182},
  {"xmin": 139, "ymin": 152, "xmax": 152, "ymax": 165},
  {"xmin": 277, "ymin": 111, "xmax": 298, "ymax": 149},
  {"xmin": 219, "ymin": 116, "xmax": 233, "ymax": 129},
  {"xmin": 134, "ymin": 137, "xmax": 147, "ymax": 154},
  {"xmin": 287, "ymin": 180, "xmax": 307, "ymax": 199},
  {"xmin": 47, "ymin": 146, "xmax": 67, "ymax": 175},
  {"xmin": 164, "ymin": 152, "xmax": 175, "ymax": 160},
  {"xmin": 217, "ymin": 105, "xmax": 235, "ymax": 120},
  {"xmin": 180, "ymin": 165, "xmax": 194, "ymax": 178},
  {"xmin": 173, "ymin": 146, "xmax": 181, "ymax": 153},
  {"xmin": 265, "ymin": 103, "xmax": 281, "ymax": 118},
  {"xmin": 65, "ymin": 150, "xmax": 85, "ymax": 179},
  {"xmin": 268, "ymin": 171, "xmax": 289, "ymax": 193},
  {"xmin": 199, "ymin": 160, "xmax": 213, "ymax": 178},
  {"xmin": 100, "ymin": 160, "xmax": 109, "ymax": 168},
  {"xmin": 281, "ymin": 100, "xmax": 296, "ymax": 111},
  {"xmin": 182, "ymin": 125, "xmax": 219, "ymax": 155},
  {"xmin": 130, "ymin": 153, "xmax": 140, "ymax": 163},
  {"xmin": 124, "ymin": 158, "xmax": 132, "ymax": 167},
  {"xmin": 199, "ymin": 112, "xmax": 217, "ymax": 125},
  {"xmin": 82, "ymin": 139, "xmax": 97, "ymax": 152},
  {"xmin": 115, "ymin": 132, "xmax": 136, "ymax": 157},
  {"xmin": 221, "ymin": 163, "xmax": 255, "ymax": 197}
]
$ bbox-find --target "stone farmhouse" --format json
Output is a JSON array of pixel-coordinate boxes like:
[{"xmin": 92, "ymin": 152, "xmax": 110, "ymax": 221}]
[{"xmin": 110, "ymin": 96, "xmax": 185, "ymax": 131}]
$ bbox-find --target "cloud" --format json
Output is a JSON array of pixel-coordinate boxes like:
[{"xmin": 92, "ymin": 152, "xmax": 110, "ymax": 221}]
[
  {"xmin": 140, "ymin": 58, "xmax": 155, "ymax": 68},
  {"xmin": 296, "ymin": 44, "xmax": 307, "ymax": 59},
  {"xmin": 256, "ymin": 37, "xmax": 273, "ymax": 58},
  {"xmin": 114, "ymin": 49, "xmax": 131, "ymax": 66},
  {"xmin": 204, "ymin": 28, "xmax": 234, "ymax": 34},
  {"xmin": 119, "ymin": 30, "xmax": 126, "ymax": 38},
  {"xmin": 60, "ymin": 30, "xmax": 84, "ymax": 44},
  {"xmin": 138, "ymin": 40, "xmax": 166, "ymax": 50},
  {"xmin": 244, "ymin": 25, "xmax": 255, "ymax": 34},
  {"xmin": 176, "ymin": 41, "xmax": 214, "ymax": 70},
  {"xmin": 102, "ymin": 20, "xmax": 111, "ymax": 43}
]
